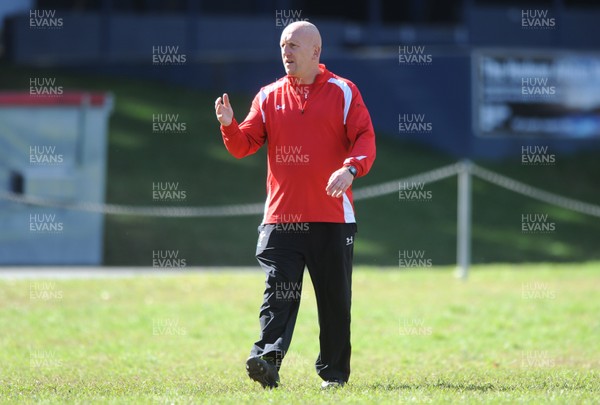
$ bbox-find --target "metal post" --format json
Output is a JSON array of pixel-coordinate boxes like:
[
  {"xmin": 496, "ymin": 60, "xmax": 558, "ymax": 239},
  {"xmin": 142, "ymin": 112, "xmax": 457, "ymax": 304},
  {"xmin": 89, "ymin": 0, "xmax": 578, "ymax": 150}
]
[{"xmin": 456, "ymin": 160, "xmax": 472, "ymax": 280}]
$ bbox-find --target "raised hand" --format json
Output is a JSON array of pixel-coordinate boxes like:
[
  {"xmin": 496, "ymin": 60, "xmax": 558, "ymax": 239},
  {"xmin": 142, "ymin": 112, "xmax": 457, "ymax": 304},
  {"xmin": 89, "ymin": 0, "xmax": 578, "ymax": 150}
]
[{"xmin": 215, "ymin": 93, "xmax": 234, "ymax": 126}]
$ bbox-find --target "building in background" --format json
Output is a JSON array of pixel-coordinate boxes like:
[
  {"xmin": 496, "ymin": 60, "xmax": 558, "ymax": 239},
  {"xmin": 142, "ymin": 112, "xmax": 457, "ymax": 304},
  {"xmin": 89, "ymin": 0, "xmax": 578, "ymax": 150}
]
[{"xmin": 0, "ymin": 92, "xmax": 113, "ymax": 265}]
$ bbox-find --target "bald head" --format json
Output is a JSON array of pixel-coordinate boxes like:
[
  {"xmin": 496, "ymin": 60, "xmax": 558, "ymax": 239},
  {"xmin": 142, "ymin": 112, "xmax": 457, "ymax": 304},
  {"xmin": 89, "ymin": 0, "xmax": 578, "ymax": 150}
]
[
  {"xmin": 280, "ymin": 22, "xmax": 322, "ymax": 83},
  {"xmin": 281, "ymin": 21, "xmax": 322, "ymax": 49}
]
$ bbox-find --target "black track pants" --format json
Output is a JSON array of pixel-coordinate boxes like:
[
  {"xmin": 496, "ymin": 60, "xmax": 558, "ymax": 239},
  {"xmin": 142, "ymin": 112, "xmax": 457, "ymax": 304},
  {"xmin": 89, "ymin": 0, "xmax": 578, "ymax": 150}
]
[{"xmin": 250, "ymin": 222, "xmax": 357, "ymax": 383}]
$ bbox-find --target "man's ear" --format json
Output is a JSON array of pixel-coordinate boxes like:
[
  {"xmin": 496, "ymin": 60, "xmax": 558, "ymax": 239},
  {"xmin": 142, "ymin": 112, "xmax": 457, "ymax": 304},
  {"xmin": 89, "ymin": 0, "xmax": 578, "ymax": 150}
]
[{"xmin": 313, "ymin": 46, "xmax": 321, "ymax": 59}]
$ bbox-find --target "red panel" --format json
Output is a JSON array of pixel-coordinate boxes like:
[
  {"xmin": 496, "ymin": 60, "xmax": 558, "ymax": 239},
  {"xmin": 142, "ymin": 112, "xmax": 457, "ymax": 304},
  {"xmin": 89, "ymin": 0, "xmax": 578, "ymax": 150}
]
[{"xmin": 0, "ymin": 92, "xmax": 108, "ymax": 107}]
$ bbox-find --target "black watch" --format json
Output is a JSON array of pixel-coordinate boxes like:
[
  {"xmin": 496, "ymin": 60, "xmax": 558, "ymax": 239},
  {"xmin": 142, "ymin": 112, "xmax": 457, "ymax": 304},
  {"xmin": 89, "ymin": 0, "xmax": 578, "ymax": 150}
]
[{"xmin": 346, "ymin": 165, "xmax": 358, "ymax": 177}]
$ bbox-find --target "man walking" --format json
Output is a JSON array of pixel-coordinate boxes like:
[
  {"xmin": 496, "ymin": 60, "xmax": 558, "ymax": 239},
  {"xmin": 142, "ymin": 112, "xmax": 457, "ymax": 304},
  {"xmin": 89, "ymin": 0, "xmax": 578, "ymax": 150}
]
[{"xmin": 214, "ymin": 21, "xmax": 376, "ymax": 389}]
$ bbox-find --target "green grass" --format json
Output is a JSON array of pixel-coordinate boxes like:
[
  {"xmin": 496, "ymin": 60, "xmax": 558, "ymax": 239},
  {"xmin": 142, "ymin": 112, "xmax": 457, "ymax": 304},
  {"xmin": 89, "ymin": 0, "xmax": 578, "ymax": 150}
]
[
  {"xmin": 1, "ymin": 64, "xmax": 600, "ymax": 266},
  {"xmin": 0, "ymin": 264, "xmax": 598, "ymax": 403}
]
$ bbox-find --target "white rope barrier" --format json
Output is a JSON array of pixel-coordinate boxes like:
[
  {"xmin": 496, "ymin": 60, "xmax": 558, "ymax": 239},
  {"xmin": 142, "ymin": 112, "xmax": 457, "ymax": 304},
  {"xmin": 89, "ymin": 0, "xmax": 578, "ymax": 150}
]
[
  {"xmin": 1, "ymin": 162, "xmax": 599, "ymax": 218},
  {"xmin": 0, "ymin": 191, "xmax": 264, "ymax": 217},
  {"xmin": 352, "ymin": 162, "xmax": 461, "ymax": 200},
  {"xmin": 470, "ymin": 164, "xmax": 600, "ymax": 219}
]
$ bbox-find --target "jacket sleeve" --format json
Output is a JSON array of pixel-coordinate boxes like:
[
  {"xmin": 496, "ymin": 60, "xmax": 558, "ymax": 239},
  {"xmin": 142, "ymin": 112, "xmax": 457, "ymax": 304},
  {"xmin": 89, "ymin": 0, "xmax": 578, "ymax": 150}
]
[
  {"xmin": 343, "ymin": 85, "xmax": 376, "ymax": 178},
  {"xmin": 220, "ymin": 93, "xmax": 267, "ymax": 159}
]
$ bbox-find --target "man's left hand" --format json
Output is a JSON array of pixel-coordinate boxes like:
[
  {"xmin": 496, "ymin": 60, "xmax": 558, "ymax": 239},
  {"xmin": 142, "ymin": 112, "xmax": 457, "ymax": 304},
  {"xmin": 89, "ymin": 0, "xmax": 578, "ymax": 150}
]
[{"xmin": 326, "ymin": 167, "xmax": 354, "ymax": 198}]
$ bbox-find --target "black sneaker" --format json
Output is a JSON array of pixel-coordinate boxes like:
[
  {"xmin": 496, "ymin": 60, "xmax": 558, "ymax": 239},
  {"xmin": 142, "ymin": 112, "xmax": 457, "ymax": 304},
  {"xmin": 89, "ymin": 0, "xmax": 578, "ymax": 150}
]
[
  {"xmin": 246, "ymin": 356, "xmax": 280, "ymax": 389},
  {"xmin": 321, "ymin": 380, "xmax": 345, "ymax": 389}
]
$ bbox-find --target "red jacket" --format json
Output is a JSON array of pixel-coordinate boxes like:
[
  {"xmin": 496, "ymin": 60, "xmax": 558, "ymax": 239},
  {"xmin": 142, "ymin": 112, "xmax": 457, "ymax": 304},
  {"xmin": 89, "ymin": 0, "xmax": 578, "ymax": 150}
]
[{"xmin": 220, "ymin": 64, "xmax": 376, "ymax": 224}]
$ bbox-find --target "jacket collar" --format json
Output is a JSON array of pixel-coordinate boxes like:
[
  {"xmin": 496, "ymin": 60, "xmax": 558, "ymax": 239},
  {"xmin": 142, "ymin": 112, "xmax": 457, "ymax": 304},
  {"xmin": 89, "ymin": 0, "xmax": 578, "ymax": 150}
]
[{"xmin": 286, "ymin": 64, "xmax": 331, "ymax": 85}]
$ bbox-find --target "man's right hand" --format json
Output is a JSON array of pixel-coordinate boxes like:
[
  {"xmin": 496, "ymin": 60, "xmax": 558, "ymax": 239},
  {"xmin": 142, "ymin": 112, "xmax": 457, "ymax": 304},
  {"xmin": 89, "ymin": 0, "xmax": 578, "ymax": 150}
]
[{"xmin": 215, "ymin": 93, "xmax": 234, "ymax": 126}]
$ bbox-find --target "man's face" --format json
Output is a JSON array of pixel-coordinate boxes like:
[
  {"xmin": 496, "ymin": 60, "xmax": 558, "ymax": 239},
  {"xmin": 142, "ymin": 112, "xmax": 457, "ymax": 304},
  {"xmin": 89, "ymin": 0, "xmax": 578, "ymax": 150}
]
[{"xmin": 280, "ymin": 27, "xmax": 316, "ymax": 78}]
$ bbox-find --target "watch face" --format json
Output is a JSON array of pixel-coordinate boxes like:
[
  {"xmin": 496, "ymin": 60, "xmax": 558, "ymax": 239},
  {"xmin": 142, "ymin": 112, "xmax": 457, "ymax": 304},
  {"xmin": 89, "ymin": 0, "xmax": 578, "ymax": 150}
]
[{"xmin": 348, "ymin": 166, "xmax": 357, "ymax": 176}]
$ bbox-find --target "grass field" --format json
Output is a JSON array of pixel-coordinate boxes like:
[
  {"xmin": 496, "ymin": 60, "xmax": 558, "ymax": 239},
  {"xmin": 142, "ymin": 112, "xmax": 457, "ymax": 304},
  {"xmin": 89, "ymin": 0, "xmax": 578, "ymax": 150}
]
[{"xmin": 1, "ymin": 264, "xmax": 598, "ymax": 403}]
